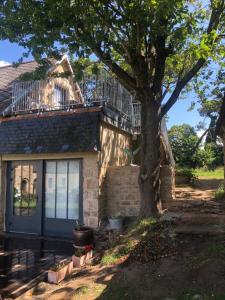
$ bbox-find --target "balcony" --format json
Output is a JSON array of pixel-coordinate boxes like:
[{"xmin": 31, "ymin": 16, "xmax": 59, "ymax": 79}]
[{"xmin": 3, "ymin": 72, "xmax": 141, "ymax": 134}]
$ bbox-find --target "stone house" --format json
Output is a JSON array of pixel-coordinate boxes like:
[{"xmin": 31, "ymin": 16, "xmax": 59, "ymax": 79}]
[{"xmin": 0, "ymin": 56, "xmax": 174, "ymax": 238}]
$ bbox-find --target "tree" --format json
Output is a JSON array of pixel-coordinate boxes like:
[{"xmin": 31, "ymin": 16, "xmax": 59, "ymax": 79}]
[
  {"xmin": 168, "ymin": 124, "xmax": 199, "ymax": 168},
  {"xmin": 0, "ymin": 0, "xmax": 224, "ymax": 217}
]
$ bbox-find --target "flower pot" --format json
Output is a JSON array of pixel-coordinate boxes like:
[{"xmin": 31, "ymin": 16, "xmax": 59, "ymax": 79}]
[
  {"xmin": 108, "ymin": 217, "xmax": 123, "ymax": 230},
  {"xmin": 48, "ymin": 261, "xmax": 73, "ymax": 284},
  {"xmin": 72, "ymin": 250, "xmax": 93, "ymax": 268},
  {"xmin": 73, "ymin": 226, "xmax": 94, "ymax": 247}
]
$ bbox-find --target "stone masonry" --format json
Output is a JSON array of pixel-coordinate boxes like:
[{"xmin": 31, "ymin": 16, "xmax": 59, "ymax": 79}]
[
  {"xmin": 83, "ymin": 155, "xmax": 99, "ymax": 227},
  {"xmin": 106, "ymin": 164, "xmax": 175, "ymax": 217}
]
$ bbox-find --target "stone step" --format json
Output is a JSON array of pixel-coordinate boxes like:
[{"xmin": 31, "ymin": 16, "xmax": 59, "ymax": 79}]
[
  {"xmin": 179, "ymin": 213, "xmax": 225, "ymax": 225},
  {"xmin": 161, "ymin": 212, "xmax": 225, "ymax": 225},
  {"xmin": 174, "ymin": 224, "xmax": 225, "ymax": 236}
]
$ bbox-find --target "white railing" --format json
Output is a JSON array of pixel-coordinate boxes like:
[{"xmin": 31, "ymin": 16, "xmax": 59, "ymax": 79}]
[{"xmin": 5, "ymin": 71, "xmax": 141, "ymax": 133}]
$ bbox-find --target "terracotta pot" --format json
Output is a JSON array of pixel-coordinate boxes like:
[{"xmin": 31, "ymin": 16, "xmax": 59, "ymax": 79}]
[
  {"xmin": 72, "ymin": 250, "xmax": 93, "ymax": 268},
  {"xmin": 48, "ymin": 261, "xmax": 73, "ymax": 284}
]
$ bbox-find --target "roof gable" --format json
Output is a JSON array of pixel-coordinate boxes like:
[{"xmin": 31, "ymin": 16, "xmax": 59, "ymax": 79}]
[{"xmin": 0, "ymin": 56, "xmax": 74, "ymax": 114}]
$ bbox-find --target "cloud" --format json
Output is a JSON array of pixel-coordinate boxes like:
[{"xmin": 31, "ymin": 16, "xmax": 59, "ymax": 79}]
[{"xmin": 0, "ymin": 60, "xmax": 10, "ymax": 67}]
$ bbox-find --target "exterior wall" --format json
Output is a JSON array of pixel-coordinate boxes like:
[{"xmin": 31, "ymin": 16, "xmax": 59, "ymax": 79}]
[
  {"xmin": 106, "ymin": 165, "xmax": 175, "ymax": 217},
  {"xmin": 0, "ymin": 152, "xmax": 99, "ymax": 230},
  {"xmin": 98, "ymin": 122, "xmax": 132, "ymax": 220}
]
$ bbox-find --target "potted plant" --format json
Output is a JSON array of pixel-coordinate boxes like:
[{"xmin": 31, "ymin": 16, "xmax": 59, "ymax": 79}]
[
  {"xmin": 48, "ymin": 260, "xmax": 73, "ymax": 284},
  {"xmin": 73, "ymin": 221, "xmax": 94, "ymax": 247},
  {"xmin": 108, "ymin": 213, "xmax": 123, "ymax": 230},
  {"xmin": 72, "ymin": 245, "xmax": 94, "ymax": 267}
]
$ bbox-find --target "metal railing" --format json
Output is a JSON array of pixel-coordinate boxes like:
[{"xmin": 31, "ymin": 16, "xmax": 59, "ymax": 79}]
[{"xmin": 5, "ymin": 71, "xmax": 141, "ymax": 133}]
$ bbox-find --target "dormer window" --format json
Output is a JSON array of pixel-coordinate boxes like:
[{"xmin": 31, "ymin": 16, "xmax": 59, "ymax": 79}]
[{"xmin": 53, "ymin": 84, "xmax": 68, "ymax": 108}]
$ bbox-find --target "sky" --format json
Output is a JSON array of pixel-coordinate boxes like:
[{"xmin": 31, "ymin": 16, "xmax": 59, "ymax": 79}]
[{"xmin": 0, "ymin": 40, "xmax": 207, "ymax": 131}]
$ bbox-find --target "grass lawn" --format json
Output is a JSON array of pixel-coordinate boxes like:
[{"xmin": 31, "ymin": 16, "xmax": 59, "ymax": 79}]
[{"xmin": 195, "ymin": 166, "xmax": 224, "ymax": 179}]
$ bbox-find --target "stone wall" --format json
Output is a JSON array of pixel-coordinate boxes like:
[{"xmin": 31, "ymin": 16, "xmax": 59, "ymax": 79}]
[{"xmin": 106, "ymin": 164, "xmax": 175, "ymax": 217}]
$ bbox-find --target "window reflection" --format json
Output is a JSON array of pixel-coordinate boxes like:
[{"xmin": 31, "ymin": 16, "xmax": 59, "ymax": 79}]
[{"xmin": 13, "ymin": 163, "xmax": 37, "ymax": 216}]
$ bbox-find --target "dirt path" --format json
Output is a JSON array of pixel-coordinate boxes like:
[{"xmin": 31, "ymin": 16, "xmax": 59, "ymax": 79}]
[{"xmin": 175, "ymin": 178, "xmax": 223, "ymax": 201}]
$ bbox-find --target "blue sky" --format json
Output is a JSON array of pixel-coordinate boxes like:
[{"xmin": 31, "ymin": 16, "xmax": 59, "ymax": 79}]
[{"xmin": 0, "ymin": 40, "xmax": 205, "ymax": 130}]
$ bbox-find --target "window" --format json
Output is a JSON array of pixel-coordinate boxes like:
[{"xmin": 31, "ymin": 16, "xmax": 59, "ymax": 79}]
[
  {"xmin": 45, "ymin": 160, "xmax": 80, "ymax": 220},
  {"xmin": 53, "ymin": 84, "xmax": 67, "ymax": 108}
]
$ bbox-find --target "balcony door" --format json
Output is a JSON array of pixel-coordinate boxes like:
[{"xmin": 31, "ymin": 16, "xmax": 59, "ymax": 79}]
[{"xmin": 6, "ymin": 161, "xmax": 42, "ymax": 235}]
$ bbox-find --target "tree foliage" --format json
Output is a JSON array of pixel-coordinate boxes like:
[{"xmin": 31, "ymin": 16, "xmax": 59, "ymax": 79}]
[
  {"xmin": 168, "ymin": 124, "xmax": 223, "ymax": 169},
  {"xmin": 168, "ymin": 124, "xmax": 199, "ymax": 168}
]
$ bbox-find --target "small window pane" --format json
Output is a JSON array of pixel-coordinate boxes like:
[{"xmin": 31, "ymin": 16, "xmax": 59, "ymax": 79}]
[
  {"xmin": 45, "ymin": 161, "xmax": 56, "ymax": 218},
  {"xmin": 68, "ymin": 161, "xmax": 80, "ymax": 220},
  {"xmin": 56, "ymin": 161, "xmax": 67, "ymax": 219}
]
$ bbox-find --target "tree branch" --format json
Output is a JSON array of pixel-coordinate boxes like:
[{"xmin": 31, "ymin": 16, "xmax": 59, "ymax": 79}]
[
  {"xmin": 93, "ymin": 46, "xmax": 137, "ymax": 92},
  {"xmin": 161, "ymin": 0, "xmax": 225, "ymax": 118},
  {"xmin": 152, "ymin": 33, "xmax": 167, "ymax": 96},
  {"xmin": 194, "ymin": 128, "xmax": 209, "ymax": 152}
]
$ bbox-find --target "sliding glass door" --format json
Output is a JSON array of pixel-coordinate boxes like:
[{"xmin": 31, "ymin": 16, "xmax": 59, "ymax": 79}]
[
  {"xmin": 6, "ymin": 159, "xmax": 82, "ymax": 238},
  {"xmin": 44, "ymin": 160, "xmax": 82, "ymax": 237}
]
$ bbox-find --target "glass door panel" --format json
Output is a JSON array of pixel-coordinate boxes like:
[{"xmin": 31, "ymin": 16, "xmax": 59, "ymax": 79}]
[
  {"xmin": 44, "ymin": 159, "xmax": 81, "ymax": 237},
  {"xmin": 6, "ymin": 161, "xmax": 42, "ymax": 235},
  {"xmin": 13, "ymin": 164, "xmax": 37, "ymax": 217}
]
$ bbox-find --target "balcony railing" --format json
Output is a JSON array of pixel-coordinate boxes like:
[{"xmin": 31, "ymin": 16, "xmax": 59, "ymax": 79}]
[{"xmin": 3, "ymin": 71, "xmax": 141, "ymax": 134}]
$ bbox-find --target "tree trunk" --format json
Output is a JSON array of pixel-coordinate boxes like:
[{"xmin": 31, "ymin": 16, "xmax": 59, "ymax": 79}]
[{"xmin": 138, "ymin": 92, "xmax": 161, "ymax": 218}]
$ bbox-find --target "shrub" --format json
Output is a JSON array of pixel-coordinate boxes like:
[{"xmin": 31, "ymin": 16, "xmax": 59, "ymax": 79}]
[
  {"xmin": 176, "ymin": 167, "xmax": 198, "ymax": 184},
  {"xmin": 215, "ymin": 184, "xmax": 225, "ymax": 200}
]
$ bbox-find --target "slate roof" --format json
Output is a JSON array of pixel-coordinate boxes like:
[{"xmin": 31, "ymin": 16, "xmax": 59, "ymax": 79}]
[
  {"xmin": 0, "ymin": 111, "xmax": 100, "ymax": 154},
  {"xmin": 0, "ymin": 61, "xmax": 39, "ymax": 113}
]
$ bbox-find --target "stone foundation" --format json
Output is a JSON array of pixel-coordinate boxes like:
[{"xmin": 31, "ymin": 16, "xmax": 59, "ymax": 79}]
[{"xmin": 106, "ymin": 164, "xmax": 175, "ymax": 217}]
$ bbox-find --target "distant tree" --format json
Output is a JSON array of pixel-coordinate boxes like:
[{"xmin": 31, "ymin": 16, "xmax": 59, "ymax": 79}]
[
  {"xmin": 0, "ymin": 1, "xmax": 224, "ymax": 217},
  {"xmin": 168, "ymin": 124, "xmax": 199, "ymax": 168},
  {"xmin": 168, "ymin": 123, "xmax": 223, "ymax": 169}
]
